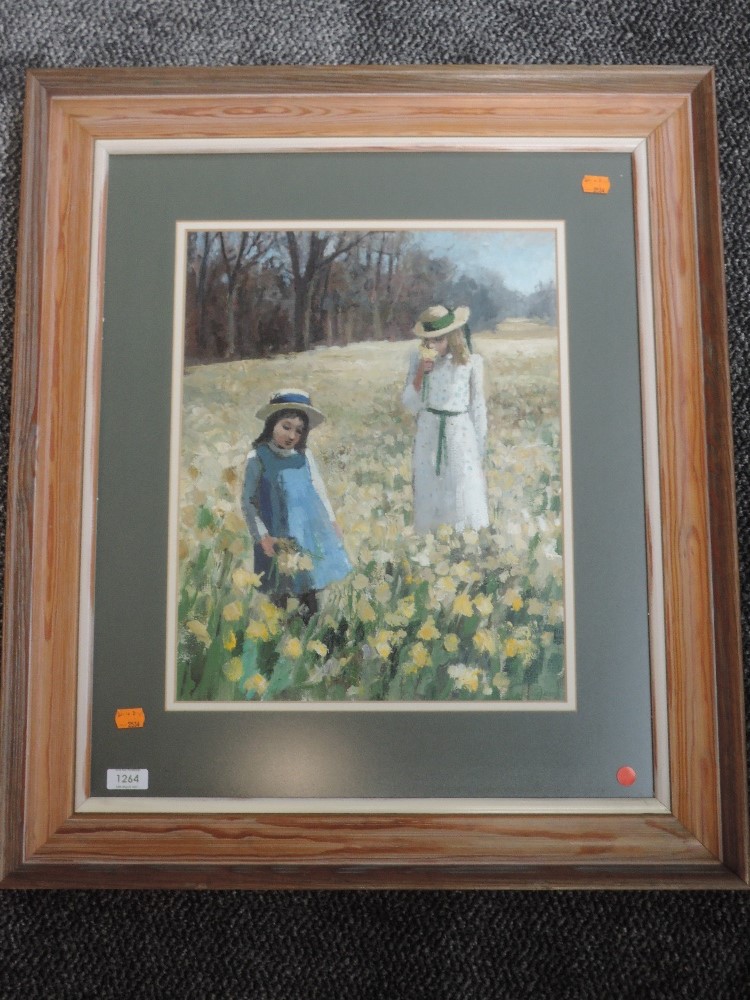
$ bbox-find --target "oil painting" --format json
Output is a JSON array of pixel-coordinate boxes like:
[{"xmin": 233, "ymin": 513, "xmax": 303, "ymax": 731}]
[{"xmin": 167, "ymin": 222, "xmax": 571, "ymax": 708}]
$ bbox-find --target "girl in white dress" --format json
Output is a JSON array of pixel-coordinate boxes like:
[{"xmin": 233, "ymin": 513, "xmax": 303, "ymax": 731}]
[{"xmin": 402, "ymin": 305, "xmax": 489, "ymax": 534}]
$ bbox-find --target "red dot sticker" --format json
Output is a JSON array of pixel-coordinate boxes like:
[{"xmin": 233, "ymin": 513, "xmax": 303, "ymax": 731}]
[{"xmin": 616, "ymin": 766, "xmax": 637, "ymax": 786}]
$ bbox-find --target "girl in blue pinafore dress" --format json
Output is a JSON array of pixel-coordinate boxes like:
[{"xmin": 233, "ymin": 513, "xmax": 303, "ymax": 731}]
[{"xmin": 241, "ymin": 389, "xmax": 351, "ymax": 620}]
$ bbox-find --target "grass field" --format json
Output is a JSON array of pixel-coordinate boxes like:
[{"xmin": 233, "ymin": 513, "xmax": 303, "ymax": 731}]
[{"xmin": 175, "ymin": 331, "xmax": 566, "ymax": 704}]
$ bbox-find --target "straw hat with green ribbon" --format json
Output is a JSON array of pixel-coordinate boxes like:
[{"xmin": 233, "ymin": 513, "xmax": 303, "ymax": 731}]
[{"xmin": 412, "ymin": 305, "xmax": 470, "ymax": 339}]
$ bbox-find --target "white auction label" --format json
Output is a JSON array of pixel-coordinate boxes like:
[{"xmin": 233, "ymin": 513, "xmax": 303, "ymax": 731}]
[{"xmin": 106, "ymin": 768, "xmax": 149, "ymax": 790}]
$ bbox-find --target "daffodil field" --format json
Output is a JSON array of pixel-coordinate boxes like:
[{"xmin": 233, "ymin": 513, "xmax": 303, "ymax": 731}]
[{"xmin": 176, "ymin": 331, "xmax": 566, "ymax": 704}]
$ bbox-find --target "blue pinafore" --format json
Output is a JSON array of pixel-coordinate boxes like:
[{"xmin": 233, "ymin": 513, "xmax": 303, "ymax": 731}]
[{"xmin": 252, "ymin": 443, "xmax": 351, "ymax": 594}]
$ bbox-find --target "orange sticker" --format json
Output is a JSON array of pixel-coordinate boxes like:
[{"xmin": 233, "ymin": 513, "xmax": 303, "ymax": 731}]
[
  {"xmin": 582, "ymin": 174, "xmax": 611, "ymax": 195},
  {"xmin": 115, "ymin": 708, "xmax": 145, "ymax": 729}
]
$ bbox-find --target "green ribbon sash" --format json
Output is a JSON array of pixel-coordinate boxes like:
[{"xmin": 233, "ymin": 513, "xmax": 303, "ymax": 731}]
[{"xmin": 426, "ymin": 407, "xmax": 466, "ymax": 474}]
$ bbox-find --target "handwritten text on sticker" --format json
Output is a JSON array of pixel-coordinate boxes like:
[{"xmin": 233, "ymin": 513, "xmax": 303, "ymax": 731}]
[{"xmin": 115, "ymin": 708, "xmax": 145, "ymax": 729}]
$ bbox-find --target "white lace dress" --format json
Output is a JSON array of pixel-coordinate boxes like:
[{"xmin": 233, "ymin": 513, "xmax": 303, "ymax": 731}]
[{"xmin": 402, "ymin": 350, "xmax": 489, "ymax": 533}]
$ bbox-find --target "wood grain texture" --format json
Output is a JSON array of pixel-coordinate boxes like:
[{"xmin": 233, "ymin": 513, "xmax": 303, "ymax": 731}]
[
  {"xmin": 689, "ymin": 70, "xmax": 749, "ymax": 881},
  {"xmin": 0, "ymin": 71, "xmax": 48, "ymax": 887},
  {"xmin": 54, "ymin": 94, "xmax": 689, "ymax": 140},
  {"xmin": 0, "ymin": 813, "xmax": 739, "ymax": 890},
  {"xmin": 27, "ymin": 64, "xmax": 712, "ymax": 96},
  {"xmin": 648, "ymin": 105, "xmax": 720, "ymax": 854},
  {"xmin": 1, "ymin": 66, "xmax": 747, "ymax": 888},
  {"xmin": 24, "ymin": 110, "xmax": 93, "ymax": 859}
]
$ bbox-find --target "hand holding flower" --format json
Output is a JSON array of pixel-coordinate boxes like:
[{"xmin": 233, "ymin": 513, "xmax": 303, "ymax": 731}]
[
  {"xmin": 414, "ymin": 346, "xmax": 438, "ymax": 390},
  {"xmin": 260, "ymin": 535, "xmax": 277, "ymax": 557}
]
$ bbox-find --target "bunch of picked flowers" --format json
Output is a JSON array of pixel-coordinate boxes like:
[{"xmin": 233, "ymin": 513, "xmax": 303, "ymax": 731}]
[{"xmin": 273, "ymin": 537, "xmax": 314, "ymax": 575}]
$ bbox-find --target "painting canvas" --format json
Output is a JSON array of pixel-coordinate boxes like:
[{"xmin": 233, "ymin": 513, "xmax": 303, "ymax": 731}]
[{"xmin": 167, "ymin": 222, "xmax": 572, "ymax": 709}]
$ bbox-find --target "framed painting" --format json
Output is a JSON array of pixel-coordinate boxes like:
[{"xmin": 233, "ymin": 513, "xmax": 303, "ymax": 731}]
[{"xmin": 1, "ymin": 66, "xmax": 747, "ymax": 888}]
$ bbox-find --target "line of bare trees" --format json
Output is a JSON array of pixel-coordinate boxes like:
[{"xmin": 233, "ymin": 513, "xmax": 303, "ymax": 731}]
[{"xmin": 184, "ymin": 229, "xmax": 556, "ymax": 364}]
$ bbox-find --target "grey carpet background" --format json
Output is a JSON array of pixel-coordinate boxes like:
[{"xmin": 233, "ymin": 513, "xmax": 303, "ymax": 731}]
[{"xmin": 1, "ymin": 1, "xmax": 750, "ymax": 998}]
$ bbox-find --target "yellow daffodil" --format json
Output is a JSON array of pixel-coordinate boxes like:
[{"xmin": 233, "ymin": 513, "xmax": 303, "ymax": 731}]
[
  {"xmin": 434, "ymin": 577, "xmax": 458, "ymax": 602},
  {"xmin": 223, "ymin": 633, "xmax": 237, "ymax": 651},
  {"xmin": 232, "ymin": 567, "xmax": 263, "ymax": 590},
  {"xmin": 375, "ymin": 582, "xmax": 391, "ymax": 604},
  {"xmin": 493, "ymin": 672, "xmax": 511, "ymax": 693},
  {"xmin": 222, "ymin": 657, "xmax": 244, "ymax": 682},
  {"xmin": 502, "ymin": 589, "xmax": 523, "ymax": 612},
  {"xmin": 417, "ymin": 617, "xmax": 440, "ymax": 641},
  {"xmin": 473, "ymin": 628, "xmax": 496, "ymax": 654},
  {"xmin": 443, "ymin": 633, "xmax": 460, "ymax": 653},
  {"xmin": 373, "ymin": 630, "xmax": 393, "ymax": 658},
  {"xmin": 244, "ymin": 673, "xmax": 268, "ymax": 696},
  {"xmin": 222, "ymin": 600, "xmax": 244, "ymax": 622},
  {"xmin": 473, "ymin": 594, "xmax": 493, "ymax": 617},
  {"xmin": 185, "ymin": 619, "xmax": 211, "ymax": 647},
  {"xmin": 504, "ymin": 637, "xmax": 520, "ymax": 658},
  {"xmin": 397, "ymin": 596, "xmax": 416, "ymax": 619},
  {"xmin": 452, "ymin": 593, "xmax": 474, "ymax": 617},
  {"xmin": 353, "ymin": 573, "xmax": 370, "ymax": 590},
  {"xmin": 307, "ymin": 640, "xmax": 328, "ymax": 657},
  {"xmin": 527, "ymin": 598, "xmax": 546, "ymax": 616},
  {"xmin": 384, "ymin": 610, "xmax": 406, "ymax": 627},
  {"xmin": 425, "ymin": 591, "xmax": 441, "ymax": 612},
  {"xmin": 356, "ymin": 596, "xmax": 377, "ymax": 623},
  {"xmin": 448, "ymin": 663, "xmax": 481, "ymax": 692},
  {"xmin": 260, "ymin": 600, "xmax": 283, "ymax": 625},
  {"xmin": 410, "ymin": 642, "xmax": 430, "ymax": 669},
  {"xmin": 222, "ymin": 511, "xmax": 246, "ymax": 534},
  {"xmin": 246, "ymin": 620, "xmax": 270, "ymax": 642},
  {"xmin": 282, "ymin": 637, "xmax": 304, "ymax": 659}
]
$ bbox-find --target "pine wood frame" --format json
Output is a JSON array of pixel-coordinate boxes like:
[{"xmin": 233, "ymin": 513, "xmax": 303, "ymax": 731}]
[{"xmin": 1, "ymin": 66, "xmax": 747, "ymax": 889}]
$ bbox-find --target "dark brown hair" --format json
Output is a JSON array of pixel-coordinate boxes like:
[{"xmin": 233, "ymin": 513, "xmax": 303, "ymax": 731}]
[{"xmin": 252, "ymin": 408, "xmax": 310, "ymax": 451}]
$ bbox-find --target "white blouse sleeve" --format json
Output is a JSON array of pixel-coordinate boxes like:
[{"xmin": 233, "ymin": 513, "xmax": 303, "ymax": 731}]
[
  {"xmin": 307, "ymin": 450, "xmax": 336, "ymax": 522},
  {"xmin": 240, "ymin": 450, "xmax": 269, "ymax": 541},
  {"xmin": 401, "ymin": 349, "xmax": 422, "ymax": 415},
  {"xmin": 469, "ymin": 354, "xmax": 488, "ymax": 457}
]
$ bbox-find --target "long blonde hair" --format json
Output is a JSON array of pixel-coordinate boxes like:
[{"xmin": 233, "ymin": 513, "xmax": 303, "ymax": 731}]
[{"xmin": 447, "ymin": 329, "xmax": 471, "ymax": 365}]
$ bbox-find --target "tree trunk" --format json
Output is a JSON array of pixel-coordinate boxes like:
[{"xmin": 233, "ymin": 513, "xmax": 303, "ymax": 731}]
[
  {"xmin": 195, "ymin": 232, "xmax": 212, "ymax": 355},
  {"xmin": 344, "ymin": 310, "xmax": 355, "ymax": 345}
]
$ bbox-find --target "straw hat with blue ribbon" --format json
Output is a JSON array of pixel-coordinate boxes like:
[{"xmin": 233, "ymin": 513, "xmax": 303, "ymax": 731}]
[{"xmin": 255, "ymin": 388, "xmax": 326, "ymax": 428}]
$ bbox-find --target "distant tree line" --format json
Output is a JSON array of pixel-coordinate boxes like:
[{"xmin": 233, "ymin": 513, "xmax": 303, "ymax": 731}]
[{"xmin": 184, "ymin": 229, "xmax": 558, "ymax": 364}]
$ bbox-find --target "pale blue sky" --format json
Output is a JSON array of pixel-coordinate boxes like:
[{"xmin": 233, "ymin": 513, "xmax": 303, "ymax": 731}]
[{"xmin": 413, "ymin": 228, "xmax": 558, "ymax": 294}]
